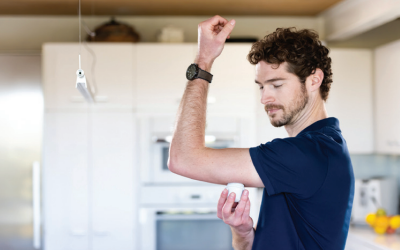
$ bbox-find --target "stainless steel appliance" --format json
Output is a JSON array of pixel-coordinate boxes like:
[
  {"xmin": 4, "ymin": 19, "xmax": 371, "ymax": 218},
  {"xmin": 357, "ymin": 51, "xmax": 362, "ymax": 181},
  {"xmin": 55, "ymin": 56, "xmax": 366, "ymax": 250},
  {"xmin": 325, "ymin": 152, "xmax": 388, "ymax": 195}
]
[
  {"xmin": 351, "ymin": 177, "xmax": 398, "ymax": 225},
  {"xmin": 139, "ymin": 185, "xmax": 241, "ymax": 250},
  {"xmin": 0, "ymin": 55, "xmax": 43, "ymax": 250}
]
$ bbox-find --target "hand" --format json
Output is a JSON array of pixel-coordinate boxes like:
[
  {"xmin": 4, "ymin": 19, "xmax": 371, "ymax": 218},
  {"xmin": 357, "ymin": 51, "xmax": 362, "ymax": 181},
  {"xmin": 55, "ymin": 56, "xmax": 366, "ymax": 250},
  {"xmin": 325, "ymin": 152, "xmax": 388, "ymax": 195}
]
[
  {"xmin": 195, "ymin": 15, "xmax": 236, "ymax": 70},
  {"xmin": 217, "ymin": 188, "xmax": 254, "ymax": 235}
]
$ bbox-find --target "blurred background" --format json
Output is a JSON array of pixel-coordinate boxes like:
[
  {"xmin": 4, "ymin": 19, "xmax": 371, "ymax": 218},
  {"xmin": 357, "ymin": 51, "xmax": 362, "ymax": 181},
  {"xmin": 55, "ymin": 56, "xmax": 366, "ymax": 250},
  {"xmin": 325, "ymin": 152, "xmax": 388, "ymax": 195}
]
[{"xmin": 1, "ymin": 0, "xmax": 400, "ymax": 249}]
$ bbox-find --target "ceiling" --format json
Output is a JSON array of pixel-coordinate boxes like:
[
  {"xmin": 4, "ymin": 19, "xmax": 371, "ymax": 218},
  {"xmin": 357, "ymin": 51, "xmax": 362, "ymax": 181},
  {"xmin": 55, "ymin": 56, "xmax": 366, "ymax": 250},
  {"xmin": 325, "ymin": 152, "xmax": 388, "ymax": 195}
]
[
  {"xmin": 328, "ymin": 18, "xmax": 400, "ymax": 49},
  {"xmin": 0, "ymin": 0, "xmax": 343, "ymax": 16}
]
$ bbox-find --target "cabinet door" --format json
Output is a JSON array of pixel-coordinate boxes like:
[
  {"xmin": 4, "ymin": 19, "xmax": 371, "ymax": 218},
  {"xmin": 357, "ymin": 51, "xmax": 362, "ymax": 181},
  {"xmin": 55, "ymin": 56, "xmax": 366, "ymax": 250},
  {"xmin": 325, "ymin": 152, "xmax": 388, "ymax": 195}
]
[
  {"xmin": 375, "ymin": 41, "xmax": 400, "ymax": 153},
  {"xmin": 90, "ymin": 113, "xmax": 136, "ymax": 250},
  {"xmin": 327, "ymin": 49, "xmax": 374, "ymax": 153},
  {"xmin": 42, "ymin": 43, "xmax": 135, "ymax": 111},
  {"xmin": 209, "ymin": 44, "xmax": 258, "ymax": 115},
  {"xmin": 136, "ymin": 44, "xmax": 196, "ymax": 114},
  {"xmin": 83, "ymin": 44, "xmax": 136, "ymax": 110},
  {"xmin": 43, "ymin": 113, "xmax": 89, "ymax": 250}
]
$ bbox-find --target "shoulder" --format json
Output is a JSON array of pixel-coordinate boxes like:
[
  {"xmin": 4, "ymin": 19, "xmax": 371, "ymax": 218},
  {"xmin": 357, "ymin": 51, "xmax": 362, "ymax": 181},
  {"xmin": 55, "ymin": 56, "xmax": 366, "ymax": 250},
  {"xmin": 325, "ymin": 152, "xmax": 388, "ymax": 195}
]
[{"xmin": 252, "ymin": 135, "xmax": 328, "ymax": 167}]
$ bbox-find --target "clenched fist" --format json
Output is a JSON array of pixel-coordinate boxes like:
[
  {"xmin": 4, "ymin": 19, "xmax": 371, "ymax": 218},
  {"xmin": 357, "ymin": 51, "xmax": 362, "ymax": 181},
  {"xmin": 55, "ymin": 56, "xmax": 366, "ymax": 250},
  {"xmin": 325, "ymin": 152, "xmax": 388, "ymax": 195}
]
[{"xmin": 195, "ymin": 15, "xmax": 236, "ymax": 70}]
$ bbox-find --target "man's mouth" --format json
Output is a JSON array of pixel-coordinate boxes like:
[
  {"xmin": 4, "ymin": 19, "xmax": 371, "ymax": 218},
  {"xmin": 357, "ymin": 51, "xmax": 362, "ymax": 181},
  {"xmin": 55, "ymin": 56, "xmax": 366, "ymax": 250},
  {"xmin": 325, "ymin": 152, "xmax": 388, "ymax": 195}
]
[
  {"xmin": 267, "ymin": 108, "xmax": 280, "ymax": 114},
  {"xmin": 265, "ymin": 104, "xmax": 284, "ymax": 115}
]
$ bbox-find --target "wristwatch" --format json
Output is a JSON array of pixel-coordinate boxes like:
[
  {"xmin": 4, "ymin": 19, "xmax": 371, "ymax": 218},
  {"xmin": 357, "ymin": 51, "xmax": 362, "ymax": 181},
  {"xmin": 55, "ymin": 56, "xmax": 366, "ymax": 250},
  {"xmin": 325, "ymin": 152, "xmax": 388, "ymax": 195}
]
[{"xmin": 186, "ymin": 63, "xmax": 213, "ymax": 83}]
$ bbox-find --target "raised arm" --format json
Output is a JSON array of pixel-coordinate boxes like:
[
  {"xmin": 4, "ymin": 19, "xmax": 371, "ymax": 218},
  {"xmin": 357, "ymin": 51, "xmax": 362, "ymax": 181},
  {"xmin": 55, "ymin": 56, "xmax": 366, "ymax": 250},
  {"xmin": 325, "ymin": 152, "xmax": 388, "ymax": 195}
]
[{"xmin": 167, "ymin": 15, "xmax": 264, "ymax": 188}]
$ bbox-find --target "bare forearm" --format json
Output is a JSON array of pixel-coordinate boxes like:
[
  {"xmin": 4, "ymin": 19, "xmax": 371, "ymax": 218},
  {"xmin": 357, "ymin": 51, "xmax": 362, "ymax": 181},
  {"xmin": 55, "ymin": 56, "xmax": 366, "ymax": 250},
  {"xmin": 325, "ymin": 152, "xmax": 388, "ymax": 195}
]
[
  {"xmin": 170, "ymin": 65, "xmax": 210, "ymax": 164},
  {"xmin": 231, "ymin": 227, "xmax": 255, "ymax": 250}
]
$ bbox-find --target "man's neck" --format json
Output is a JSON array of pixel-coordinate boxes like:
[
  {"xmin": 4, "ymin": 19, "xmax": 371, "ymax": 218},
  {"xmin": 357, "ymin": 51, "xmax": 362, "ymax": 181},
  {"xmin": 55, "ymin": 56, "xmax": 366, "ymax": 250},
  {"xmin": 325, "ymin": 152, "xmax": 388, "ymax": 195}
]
[{"xmin": 284, "ymin": 99, "xmax": 328, "ymax": 137}]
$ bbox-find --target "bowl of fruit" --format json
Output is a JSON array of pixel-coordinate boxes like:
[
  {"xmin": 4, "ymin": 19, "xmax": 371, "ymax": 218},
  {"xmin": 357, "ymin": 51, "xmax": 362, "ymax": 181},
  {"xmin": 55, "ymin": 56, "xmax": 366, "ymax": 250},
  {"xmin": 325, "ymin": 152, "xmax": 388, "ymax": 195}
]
[{"xmin": 366, "ymin": 208, "xmax": 400, "ymax": 234}]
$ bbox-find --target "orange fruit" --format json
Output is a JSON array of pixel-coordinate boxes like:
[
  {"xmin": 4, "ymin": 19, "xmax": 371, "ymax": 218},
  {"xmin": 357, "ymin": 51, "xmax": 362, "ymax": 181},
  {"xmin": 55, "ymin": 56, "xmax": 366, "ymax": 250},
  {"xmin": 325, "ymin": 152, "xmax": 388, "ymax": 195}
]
[{"xmin": 375, "ymin": 216, "xmax": 389, "ymax": 227}]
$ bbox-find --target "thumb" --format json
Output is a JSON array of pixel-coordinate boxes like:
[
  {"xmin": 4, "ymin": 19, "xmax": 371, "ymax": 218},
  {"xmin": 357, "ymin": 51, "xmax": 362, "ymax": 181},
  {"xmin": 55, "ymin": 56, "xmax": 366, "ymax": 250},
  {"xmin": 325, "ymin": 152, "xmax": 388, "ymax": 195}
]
[{"xmin": 218, "ymin": 19, "xmax": 235, "ymax": 40}]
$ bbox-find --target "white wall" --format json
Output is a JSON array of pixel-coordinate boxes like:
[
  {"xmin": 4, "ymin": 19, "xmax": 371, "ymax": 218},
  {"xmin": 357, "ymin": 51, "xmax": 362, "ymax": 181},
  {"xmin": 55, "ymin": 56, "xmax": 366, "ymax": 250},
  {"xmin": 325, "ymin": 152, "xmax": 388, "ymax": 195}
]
[{"xmin": 0, "ymin": 15, "xmax": 322, "ymax": 53}]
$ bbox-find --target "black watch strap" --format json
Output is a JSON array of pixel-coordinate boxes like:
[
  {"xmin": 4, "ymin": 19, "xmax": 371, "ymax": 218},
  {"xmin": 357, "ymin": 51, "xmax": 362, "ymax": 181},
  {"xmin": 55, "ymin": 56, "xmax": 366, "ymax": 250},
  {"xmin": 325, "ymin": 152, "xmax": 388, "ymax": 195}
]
[{"xmin": 197, "ymin": 67, "xmax": 213, "ymax": 83}]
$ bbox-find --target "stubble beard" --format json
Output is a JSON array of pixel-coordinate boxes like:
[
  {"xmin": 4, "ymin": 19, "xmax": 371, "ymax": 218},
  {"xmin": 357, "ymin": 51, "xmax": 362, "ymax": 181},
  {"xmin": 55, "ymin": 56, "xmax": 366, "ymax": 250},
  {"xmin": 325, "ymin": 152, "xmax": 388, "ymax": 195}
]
[{"xmin": 265, "ymin": 84, "xmax": 309, "ymax": 127}]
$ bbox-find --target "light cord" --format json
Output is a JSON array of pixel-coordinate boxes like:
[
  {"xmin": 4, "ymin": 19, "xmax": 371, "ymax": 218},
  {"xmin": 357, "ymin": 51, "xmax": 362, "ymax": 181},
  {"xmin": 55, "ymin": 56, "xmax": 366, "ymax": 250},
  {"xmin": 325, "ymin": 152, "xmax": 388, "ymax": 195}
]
[{"xmin": 79, "ymin": 0, "xmax": 81, "ymax": 69}]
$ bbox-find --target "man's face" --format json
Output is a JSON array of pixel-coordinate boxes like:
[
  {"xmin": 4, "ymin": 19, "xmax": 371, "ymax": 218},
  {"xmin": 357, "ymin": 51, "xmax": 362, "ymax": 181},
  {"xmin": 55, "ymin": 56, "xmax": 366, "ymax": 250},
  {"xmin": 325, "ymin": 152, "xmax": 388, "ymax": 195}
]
[{"xmin": 255, "ymin": 61, "xmax": 309, "ymax": 127}]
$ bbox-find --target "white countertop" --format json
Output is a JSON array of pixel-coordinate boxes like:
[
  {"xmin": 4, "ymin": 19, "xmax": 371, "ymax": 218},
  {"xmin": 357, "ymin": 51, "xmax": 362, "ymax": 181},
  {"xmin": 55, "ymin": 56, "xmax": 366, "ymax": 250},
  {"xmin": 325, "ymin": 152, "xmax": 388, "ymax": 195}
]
[{"xmin": 346, "ymin": 226, "xmax": 400, "ymax": 250}]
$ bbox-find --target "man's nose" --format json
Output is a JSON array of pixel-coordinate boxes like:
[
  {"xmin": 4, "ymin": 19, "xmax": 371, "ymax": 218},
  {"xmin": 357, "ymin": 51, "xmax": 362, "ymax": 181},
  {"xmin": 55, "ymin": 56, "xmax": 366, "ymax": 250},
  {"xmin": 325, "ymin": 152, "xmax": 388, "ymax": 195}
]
[{"xmin": 261, "ymin": 89, "xmax": 275, "ymax": 105}]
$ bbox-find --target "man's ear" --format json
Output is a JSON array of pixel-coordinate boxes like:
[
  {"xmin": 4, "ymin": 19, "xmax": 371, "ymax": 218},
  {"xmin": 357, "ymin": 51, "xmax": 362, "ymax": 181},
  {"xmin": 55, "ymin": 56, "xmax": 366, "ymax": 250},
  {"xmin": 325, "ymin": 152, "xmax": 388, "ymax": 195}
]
[{"xmin": 309, "ymin": 68, "xmax": 324, "ymax": 92}]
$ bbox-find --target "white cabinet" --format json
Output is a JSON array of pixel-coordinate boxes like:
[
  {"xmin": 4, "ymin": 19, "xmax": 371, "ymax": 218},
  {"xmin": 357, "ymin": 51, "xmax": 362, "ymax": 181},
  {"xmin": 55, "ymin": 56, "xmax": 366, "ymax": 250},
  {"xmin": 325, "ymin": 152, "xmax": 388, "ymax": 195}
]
[
  {"xmin": 42, "ymin": 43, "xmax": 135, "ymax": 111},
  {"xmin": 209, "ymin": 44, "xmax": 258, "ymax": 115},
  {"xmin": 43, "ymin": 112, "xmax": 137, "ymax": 250},
  {"xmin": 135, "ymin": 43, "xmax": 259, "ymax": 116},
  {"xmin": 375, "ymin": 40, "xmax": 400, "ymax": 154},
  {"xmin": 135, "ymin": 44, "xmax": 196, "ymax": 114},
  {"xmin": 327, "ymin": 48, "xmax": 374, "ymax": 153},
  {"xmin": 43, "ymin": 113, "xmax": 90, "ymax": 250},
  {"xmin": 90, "ymin": 113, "xmax": 137, "ymax": 250}
]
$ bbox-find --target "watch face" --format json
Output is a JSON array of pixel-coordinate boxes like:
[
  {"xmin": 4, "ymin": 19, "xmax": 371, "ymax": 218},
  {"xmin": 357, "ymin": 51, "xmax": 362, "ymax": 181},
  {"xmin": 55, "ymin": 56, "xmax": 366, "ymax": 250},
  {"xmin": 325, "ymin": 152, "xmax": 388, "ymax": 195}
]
[{"xmin": 186, "ymin": 64, "xmax": 197, "ymax": 80}]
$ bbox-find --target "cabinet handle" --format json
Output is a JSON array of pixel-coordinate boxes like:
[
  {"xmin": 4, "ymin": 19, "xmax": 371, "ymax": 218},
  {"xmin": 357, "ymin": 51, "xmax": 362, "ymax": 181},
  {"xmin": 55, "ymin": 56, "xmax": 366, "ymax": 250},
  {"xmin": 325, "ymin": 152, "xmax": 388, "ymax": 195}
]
[{"xmin": 32, "ymin": 162, "xmax": 41, "ymax": 249}]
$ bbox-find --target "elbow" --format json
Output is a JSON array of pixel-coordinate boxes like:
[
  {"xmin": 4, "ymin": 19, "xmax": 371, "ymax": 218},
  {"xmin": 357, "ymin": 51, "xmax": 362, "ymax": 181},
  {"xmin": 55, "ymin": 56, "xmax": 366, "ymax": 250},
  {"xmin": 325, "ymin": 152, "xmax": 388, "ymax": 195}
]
[
  {"xmin": 167, "ymin": 146, "xmax": 180, "ymax": 174},
  {"xmin": 168, "ymin": 142, "xmax": 202, "ymax": 177},
  {"xmin": 167, "ymin": 145, "xmax": 194, "ymax": 176},
  {"xmin": 167, "ymin": 155, "xmax": 177, "ymax": 174}
]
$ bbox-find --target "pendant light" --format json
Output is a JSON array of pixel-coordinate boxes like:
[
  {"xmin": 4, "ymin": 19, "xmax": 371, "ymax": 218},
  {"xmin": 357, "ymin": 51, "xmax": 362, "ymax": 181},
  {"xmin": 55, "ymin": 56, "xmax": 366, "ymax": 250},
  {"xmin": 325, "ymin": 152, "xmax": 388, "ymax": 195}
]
[{"xmin": 75, "ymin": 0, "xmax": 95, "ymax": 103}]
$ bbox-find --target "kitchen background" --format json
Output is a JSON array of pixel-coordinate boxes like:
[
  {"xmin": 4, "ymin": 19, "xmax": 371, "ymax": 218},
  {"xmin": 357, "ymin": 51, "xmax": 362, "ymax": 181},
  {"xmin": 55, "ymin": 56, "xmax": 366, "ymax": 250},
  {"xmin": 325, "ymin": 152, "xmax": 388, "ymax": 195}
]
[{"xmin": 2, "ymin": 0, "xmax": 400, "ymax": 249}]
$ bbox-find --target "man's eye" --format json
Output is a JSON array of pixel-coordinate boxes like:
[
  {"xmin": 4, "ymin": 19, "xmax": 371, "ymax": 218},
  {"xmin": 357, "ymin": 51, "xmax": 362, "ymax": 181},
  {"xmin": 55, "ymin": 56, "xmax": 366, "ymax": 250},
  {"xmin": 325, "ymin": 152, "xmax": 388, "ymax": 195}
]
[
  {"xmin": 259, "ymin": 86, "xmax": 263, "ymax": 90},
  {"xmin": 274, "ymin": 85, "xmax": 282, "ymax": 88}
]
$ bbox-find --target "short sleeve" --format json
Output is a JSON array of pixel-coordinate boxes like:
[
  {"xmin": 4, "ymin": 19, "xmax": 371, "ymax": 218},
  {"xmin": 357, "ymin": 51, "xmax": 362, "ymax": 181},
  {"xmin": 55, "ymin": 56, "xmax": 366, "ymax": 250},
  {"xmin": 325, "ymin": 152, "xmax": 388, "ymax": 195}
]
[{"xmin": 249, "ymin": 135, "xmax": 329, "ymax": 198}]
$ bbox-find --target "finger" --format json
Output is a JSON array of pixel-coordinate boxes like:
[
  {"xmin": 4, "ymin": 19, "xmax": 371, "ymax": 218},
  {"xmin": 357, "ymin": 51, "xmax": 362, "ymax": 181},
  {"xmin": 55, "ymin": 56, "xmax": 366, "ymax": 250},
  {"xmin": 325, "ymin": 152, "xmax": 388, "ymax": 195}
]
[
  {"xmin": 209, "ymin": 15, "xmax": 229, "ymax": 27},
  {"xmin": 218, "ymin": 19, "xmax": 235, "ymax": 40},
  {"xmin": 234, "ymin": 189, "xmax": 249, "ymax": 219},
  {"xmin": 242, "ymin": 198, "xmax": 251, "ymax": 222},
  {"xmin": 222, "ymin": 192, "xmax": 236, "ymax": 219},
  {"xmin": 217, "ymin": 189, "xmax": 228, "ymax": 219},
  {"xmin": 213, "ymin": 24, "xmax": 224, "ymax": 35},
  {"xmin": 231, "ymin": 202, "xmax": 239, "ymax": 213}
]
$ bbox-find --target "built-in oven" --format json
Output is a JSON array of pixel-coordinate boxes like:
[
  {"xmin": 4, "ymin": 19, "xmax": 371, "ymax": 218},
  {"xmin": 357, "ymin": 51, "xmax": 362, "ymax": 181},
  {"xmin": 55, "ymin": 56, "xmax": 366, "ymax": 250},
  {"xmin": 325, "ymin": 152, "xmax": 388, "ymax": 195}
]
[
  {"xmin": 150, "ymin": 136, "xmax": 236, "ymax": 183},
  {"xmin": 140, "ymin": 207, "xmax": 233, "ymax": 250},
  {"xmin": 139, "ymin": 185, "xmax": 258, "ymax": 250},
  {"xmin": 138, "ymin": 115, "xmax": 252, "ymax": 184}
]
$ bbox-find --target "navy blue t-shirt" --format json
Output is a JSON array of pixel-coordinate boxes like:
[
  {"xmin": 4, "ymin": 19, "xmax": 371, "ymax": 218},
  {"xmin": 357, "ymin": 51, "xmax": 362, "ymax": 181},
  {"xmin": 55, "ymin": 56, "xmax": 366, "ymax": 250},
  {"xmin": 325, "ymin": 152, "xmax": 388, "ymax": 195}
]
[{"xmin": 249, "ymin": 117, "xmax": 354, "ymax": 250}]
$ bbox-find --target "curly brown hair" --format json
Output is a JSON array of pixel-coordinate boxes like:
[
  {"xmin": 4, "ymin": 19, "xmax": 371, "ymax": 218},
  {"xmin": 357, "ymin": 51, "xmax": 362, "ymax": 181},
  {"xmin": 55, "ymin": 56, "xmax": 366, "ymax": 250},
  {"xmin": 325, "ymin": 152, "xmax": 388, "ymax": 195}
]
[{"xmin": 247, "ymin": 27, "xmax": 332, "ymax": 101}]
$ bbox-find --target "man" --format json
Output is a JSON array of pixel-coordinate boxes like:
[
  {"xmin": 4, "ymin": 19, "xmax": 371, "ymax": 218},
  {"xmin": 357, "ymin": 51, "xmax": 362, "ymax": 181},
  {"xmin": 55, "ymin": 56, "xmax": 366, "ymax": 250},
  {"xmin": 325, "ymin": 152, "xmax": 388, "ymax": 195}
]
[{"xmin": 168, "ymin": 15, "xmax": 354, "ymax": 250}]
